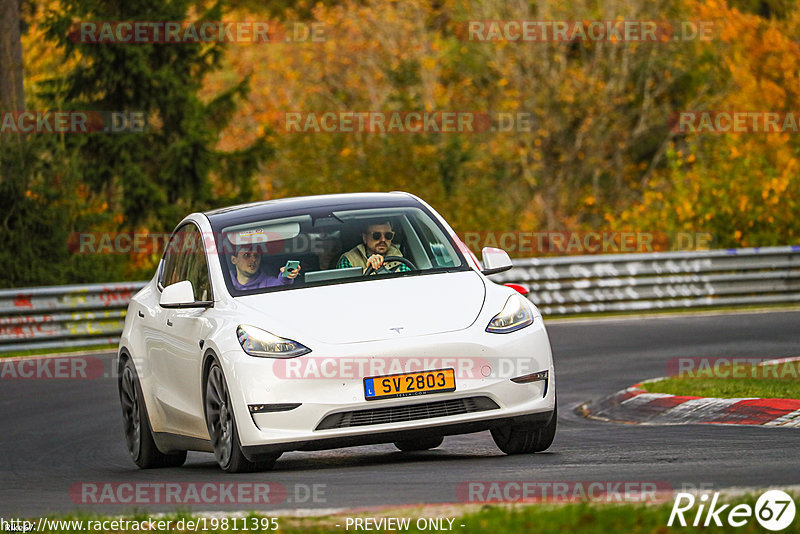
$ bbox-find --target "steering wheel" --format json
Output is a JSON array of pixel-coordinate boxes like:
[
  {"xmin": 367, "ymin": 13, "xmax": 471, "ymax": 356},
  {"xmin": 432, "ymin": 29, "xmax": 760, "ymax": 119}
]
[{"xmin": 363, "ymin": 256, "xmax": 418, "ymax": 276}]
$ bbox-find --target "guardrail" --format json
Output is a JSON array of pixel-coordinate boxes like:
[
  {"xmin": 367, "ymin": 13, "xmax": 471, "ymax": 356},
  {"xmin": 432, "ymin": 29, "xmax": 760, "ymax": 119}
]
[
  {"xmin": 1, "ymin": 246, "xmax": 798, "ymax": 352},
  {"xmin": 493, "ymin": 245, "xmax": 800, "ymax": 315},
  {"xmin": 0, "ymin": 282, "xmax": 146, "ymax": 353}
]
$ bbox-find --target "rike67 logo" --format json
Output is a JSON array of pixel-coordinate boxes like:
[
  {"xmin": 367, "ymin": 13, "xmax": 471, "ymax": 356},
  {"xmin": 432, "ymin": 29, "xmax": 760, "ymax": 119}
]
[{"xmin": 669, "ymin": 490, "xmax": 796, "ymax": 531}]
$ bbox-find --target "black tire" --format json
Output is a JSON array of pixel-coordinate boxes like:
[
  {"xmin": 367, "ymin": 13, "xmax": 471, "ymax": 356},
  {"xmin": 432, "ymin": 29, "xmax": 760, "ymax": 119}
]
[
  {"xmin": 491, "ymin": 402, "xmax": 557, "ymax": 455},
  {"xmin": 119, "ymin": 358, "xmax": 186, "ymax": 469},
  {"xmin": 394, "ymin": 436, "xmax": 444, "ymax": 452},
  {"xmin": 205, "ymin": 362, "xmax": 279, "ymax": 473}
]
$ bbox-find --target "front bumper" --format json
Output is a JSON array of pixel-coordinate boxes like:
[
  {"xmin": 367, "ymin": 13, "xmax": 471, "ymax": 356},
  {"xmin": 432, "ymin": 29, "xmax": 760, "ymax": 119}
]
[
  {"xmin": 220, "ymin": 318, "xmax": 556, "ymax": 455},
  {"xmin": 243, "ymin": 407, "xmax": 556, "ymax": 459}
]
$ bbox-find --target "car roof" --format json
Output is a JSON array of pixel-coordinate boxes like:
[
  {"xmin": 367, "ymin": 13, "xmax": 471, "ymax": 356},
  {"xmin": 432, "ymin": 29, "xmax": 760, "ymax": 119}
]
[{"xmin": 204, "ymin": 192, "xmax": 422, "ymax": 229}]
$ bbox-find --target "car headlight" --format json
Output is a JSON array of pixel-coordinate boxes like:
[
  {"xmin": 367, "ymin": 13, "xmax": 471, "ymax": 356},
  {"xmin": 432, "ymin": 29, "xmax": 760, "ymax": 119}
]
[
  {"xmin": 237, "ymin": 325, "xmax": 311, "ymax": 358},
  {"xmin": 486, "ymin": 294, "xmax": 534, "ymax": 333}
]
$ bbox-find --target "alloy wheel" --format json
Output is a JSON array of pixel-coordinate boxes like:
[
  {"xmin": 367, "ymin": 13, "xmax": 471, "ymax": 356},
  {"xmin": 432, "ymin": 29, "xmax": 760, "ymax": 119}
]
[
  {"xmin": 206, "ymin": 365, "xmax": 233, "ymax": 468},
  {"xmin": 120, "ymin": 365, "xmax": 141, "ymax": 459}
]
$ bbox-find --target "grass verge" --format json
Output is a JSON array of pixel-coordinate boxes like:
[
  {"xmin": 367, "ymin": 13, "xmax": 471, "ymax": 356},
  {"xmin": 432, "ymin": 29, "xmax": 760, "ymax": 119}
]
[
  {"xmin": 644, "ymin": 361, "xmax": 800, "ymax": 399},
  {"xmin": 0, "ymin": 344, "xmax": 117, "ymax": 359},
  {"xmin": 19, "ymin": 493, "xmax": 800, "ymax": 534}
]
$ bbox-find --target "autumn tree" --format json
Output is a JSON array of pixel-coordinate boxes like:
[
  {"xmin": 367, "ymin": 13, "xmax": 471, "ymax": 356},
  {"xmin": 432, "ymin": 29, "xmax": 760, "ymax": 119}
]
[
  {"xmin": 42, "ymin": 0, "xmax": 272, "ymax": 231},
  {"xmin": 615, "ymin": 0, "xmax": 800, "ymax": 248},
  {"xmin": 1, "ymin": 0, "xmax": 274, "ymax": 287},
  {"xmin": 212, "ymin": 0, "xmax": 723, "ymax": 239}
]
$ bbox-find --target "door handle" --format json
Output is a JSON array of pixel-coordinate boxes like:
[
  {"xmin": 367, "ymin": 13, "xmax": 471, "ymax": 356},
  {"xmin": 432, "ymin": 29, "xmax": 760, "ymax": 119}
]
[
  {"xmin": 137, "ymin": 310, "xmax": 144, "ymax": 318},
  {"xmin": 166, "ymin": 319, "xmax": 173, "ymax": 327}
]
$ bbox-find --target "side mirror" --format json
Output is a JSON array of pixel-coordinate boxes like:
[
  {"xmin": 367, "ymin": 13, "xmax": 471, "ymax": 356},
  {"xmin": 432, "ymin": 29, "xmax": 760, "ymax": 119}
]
[
  {"xmin": 481, "ymin": 247, "xmax": 513, "ymax": 275},
  {"xmin": 160, "ymin": 280, "xmax": 211, "ymax": 308}
]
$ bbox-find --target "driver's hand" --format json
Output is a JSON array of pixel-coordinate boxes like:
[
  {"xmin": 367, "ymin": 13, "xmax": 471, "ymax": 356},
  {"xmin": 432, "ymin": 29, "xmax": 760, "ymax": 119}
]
[{"xmin": 365, "ymin": 254, "xmax": 384, "ymax": 272}]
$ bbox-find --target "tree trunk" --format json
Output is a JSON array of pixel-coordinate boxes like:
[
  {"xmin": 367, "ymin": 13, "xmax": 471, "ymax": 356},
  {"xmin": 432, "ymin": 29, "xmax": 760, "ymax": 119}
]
[
  {"xmin": 0, "ymin": 0, "xmax": 25, "ymax": 146},
  {"xmin": 0, "ymin": 0, "xmax": 24, "ymax": 110}
]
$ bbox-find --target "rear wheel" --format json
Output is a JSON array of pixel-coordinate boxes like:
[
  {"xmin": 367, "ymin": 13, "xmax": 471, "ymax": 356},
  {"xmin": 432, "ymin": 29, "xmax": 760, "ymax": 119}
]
[
  {"xmin": 491, "ymin": 402, "xmax": 557, "ymax": 455},
  {"xmin": 394, "ymin": 436, "xmax": 444, "ymax": 452},
  {"xmin": 119, "ymin": 358, "xmax": 186, "ymax": 468},
  {"xmin": 205, "ymin": 362, "xmax": 279, "ymax": 472}
]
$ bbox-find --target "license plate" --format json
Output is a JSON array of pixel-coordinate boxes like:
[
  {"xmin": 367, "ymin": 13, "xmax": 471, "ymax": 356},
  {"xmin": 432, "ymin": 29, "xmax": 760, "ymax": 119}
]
[{"xmin": 364, "ymin": 368, "xmax": 456, "ymax": 401}]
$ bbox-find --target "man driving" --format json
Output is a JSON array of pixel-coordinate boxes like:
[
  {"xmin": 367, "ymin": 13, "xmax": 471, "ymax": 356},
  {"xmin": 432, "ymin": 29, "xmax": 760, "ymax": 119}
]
[
  {"xmin": 230, "ymin": 245, "xmax": 300, "ymax": 290},
  {"xmin": 335, "ymin": 220, "xmax": 410, "ymax": 273}
]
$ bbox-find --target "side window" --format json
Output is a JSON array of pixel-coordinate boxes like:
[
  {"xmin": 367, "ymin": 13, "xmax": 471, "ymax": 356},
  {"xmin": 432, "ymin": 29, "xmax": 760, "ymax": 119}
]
[
  {"xmin": 414, "ymin": 219, "xmax": 456, "ymax": 268},
  {"xmin": 184, "ymin": 227, "xmax": 212, "ymax": 301},
  {"xmin": 160, "ymin": 226, "xmax": 188, "ymax": 288},
  {"xmin": 159, "ymin": 224, "xmax": 212, "ymax": 302}
]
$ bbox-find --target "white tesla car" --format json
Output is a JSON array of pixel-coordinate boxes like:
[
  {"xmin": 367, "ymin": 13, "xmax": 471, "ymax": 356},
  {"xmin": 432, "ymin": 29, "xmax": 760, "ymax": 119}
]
[{"xmin": 118, "ymin": 192, "xmax": 556, "ymax": 472}]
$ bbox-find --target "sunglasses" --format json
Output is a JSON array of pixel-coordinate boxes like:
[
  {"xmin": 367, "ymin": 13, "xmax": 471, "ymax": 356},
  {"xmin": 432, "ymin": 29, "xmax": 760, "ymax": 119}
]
[{"xmin": 369, "ymin": 231, "xmax": 395, "ymax": 240}]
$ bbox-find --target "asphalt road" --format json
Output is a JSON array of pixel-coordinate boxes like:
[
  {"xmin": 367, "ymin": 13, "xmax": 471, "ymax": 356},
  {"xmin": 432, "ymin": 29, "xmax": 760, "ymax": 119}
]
[{"xmin": 2, "ymin": 310, "xmax": 799, "ymax": 516}]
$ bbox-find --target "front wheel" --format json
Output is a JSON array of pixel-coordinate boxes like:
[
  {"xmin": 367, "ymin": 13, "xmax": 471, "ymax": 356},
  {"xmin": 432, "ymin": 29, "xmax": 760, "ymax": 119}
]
[
  {"xmin": 491, "ymin": 402, "xmax": 557, "ymax": 455},
  {"xmin": 205, "ymin": 362, "xmax": 279, "ymax": 473},
  {"xmin": 119, "ymin": 358, "xmax": 186, "ymax": 469}
]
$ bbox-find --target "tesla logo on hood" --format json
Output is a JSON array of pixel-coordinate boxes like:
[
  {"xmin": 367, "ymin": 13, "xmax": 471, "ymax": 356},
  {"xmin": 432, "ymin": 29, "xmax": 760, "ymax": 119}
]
[{"xmin": 389, "ymin": 327, "xmax": 404, "ymax": 334}]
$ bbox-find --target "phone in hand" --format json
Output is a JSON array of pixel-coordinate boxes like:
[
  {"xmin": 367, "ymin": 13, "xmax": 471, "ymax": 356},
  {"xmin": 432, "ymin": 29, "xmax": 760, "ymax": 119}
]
[{"xmin": 282, "ymin": 260, "xmax": 300, "ymax": 277}]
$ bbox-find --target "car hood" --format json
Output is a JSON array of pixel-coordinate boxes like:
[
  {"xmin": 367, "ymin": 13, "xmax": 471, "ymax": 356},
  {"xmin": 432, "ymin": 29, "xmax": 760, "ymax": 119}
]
[{"xmin": 235, "ymin": 270, "xmax": 486, "ymax": 344}]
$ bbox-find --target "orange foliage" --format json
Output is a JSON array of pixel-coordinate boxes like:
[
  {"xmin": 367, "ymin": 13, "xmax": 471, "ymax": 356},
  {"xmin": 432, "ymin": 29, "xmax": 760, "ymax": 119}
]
[{"xmin": 617, "ymin": 0, "xmax": 800, "ymax": 248}]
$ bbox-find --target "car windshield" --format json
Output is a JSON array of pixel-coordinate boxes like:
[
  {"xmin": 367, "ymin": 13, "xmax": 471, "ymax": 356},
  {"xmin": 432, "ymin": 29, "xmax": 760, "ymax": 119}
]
[{"xmin": 217, "ymin": 206, "xmax": 467, "ymax": 296}]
